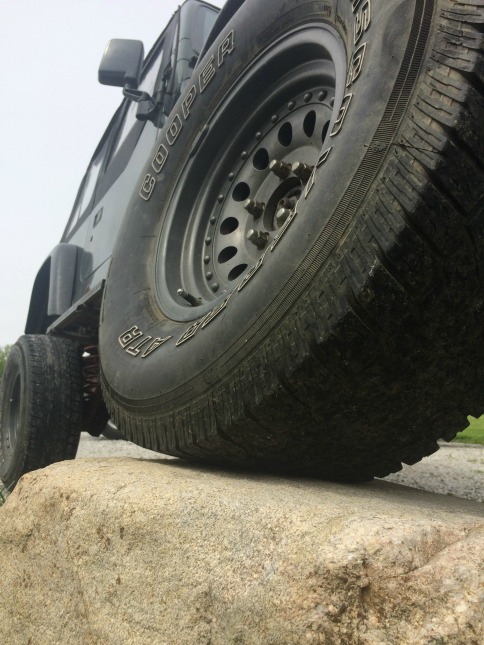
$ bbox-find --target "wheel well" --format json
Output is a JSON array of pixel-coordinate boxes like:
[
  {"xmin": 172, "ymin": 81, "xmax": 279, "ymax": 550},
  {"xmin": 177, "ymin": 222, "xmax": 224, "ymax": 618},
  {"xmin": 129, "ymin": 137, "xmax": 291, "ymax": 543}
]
[
  {"xmin": 25, "ymin": 244, "xmax": 79, "ymax": 334},
  {"xmin": 25, "ymin": 257, "xmax": 51, "ymax": 334}
]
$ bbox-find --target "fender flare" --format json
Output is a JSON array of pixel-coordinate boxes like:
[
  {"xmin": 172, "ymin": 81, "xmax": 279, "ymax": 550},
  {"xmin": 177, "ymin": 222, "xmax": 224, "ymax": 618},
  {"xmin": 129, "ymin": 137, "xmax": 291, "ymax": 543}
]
[{"xmin": 25, "ymin": 244, "xmax": 79, "ymax": 333}]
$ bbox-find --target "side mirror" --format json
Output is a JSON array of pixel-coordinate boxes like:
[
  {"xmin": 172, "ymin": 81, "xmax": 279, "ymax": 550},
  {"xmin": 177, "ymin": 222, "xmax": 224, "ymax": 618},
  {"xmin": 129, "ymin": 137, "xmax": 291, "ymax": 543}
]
[{"xmin": 98, "ymin": 39, "xmax": 144, "ymax": 89}]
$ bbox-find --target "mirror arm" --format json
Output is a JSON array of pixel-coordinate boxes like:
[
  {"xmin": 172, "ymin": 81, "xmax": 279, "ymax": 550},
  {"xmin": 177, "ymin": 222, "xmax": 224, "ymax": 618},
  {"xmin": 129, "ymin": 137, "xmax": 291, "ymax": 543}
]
[
  {"xmin": 122, "ymin": 87, "xmax": 152, "ymax": 103},
  {"xmin": 122, "ymin": 87, "xmax": 158, "ymax": 123}
]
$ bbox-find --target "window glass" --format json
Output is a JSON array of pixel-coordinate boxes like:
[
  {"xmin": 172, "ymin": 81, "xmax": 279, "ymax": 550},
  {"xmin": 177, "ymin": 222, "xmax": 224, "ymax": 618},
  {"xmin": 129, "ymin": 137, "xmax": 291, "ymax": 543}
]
[
  {"xmin": 191, "ymin": 6, "xmax": 218, "ymax": 55},
  {"xmin": 108, "ymin": 42, "xmax": 164, "ymax": 163},
  {"xmin": 63, "ymin": 152, "xmax": 104, "ymax": 237},
  {"xmin": 78, "ymin": 156, "xmax": 103, "ymax": 215}
]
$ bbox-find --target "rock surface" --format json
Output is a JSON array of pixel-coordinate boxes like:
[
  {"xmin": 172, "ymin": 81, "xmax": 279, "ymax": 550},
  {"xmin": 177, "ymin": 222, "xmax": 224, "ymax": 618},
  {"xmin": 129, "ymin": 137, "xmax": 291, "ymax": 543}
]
[{"xmin": 0, "ymin": 458, "xmax": 483, "ymax": 645}]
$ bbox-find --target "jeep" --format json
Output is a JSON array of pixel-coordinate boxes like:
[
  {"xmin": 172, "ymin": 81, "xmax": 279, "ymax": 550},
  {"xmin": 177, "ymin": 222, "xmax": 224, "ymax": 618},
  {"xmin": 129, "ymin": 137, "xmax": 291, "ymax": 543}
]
[{"xmin": 1, "ymin": 0, "xmax": 483, "ymax": 489}]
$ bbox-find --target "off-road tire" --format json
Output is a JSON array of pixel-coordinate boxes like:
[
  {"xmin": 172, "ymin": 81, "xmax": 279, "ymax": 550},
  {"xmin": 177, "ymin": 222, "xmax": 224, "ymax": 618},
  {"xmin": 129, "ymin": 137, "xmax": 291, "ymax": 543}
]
[
  {"xmin": 0, "ymin": 335, "xmax": 83, "ymax": 489},
  {"xmin": 100, "ymin": 0, "xmax": 484, "ymax": 480}
]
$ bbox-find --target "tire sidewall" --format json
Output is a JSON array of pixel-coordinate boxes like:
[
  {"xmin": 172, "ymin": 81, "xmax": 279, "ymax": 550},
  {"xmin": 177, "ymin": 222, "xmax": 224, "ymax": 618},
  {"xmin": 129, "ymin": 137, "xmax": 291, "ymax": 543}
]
[
  {"xmin": 0, "ymin": 343, "xmax": 27, "ymax": 486},
  {"xmin": 101, "ymin": 0, "xmax": 426, "ymax": 404}
]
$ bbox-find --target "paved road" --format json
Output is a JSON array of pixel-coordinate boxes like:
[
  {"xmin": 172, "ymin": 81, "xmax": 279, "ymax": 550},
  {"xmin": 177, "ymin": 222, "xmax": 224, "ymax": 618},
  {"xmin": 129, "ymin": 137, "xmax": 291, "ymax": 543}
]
[
  {"xmin": 77, "ymin": 436, "xmax": 483, "ymax": 503},
  {"xmin": 382, "ymin": 444, "xmax": 483, "ymax": 503}
]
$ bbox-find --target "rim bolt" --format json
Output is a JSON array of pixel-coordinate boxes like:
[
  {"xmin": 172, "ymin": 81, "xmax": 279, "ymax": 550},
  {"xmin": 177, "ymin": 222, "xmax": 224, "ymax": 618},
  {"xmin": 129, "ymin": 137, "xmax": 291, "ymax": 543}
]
[
  {"xmin": 292, "ymin": 161, "xmax": 314, "ymax": 184},
  {"xmin": 247, "ymin": 229, "xmax": 269, "ymax": 250},
  {"xmin": 275, "ymin": 208, "xmax": 292, "ymax": 227},
  {"xmin": 278, "ymin": 198, "xmax": 296, "ymax": 209},
  {"xmin": 269, "ymin": 159, "xmax": 292, "ymax": 180},
  {"xmin": 205, "ymin": 237, "xmax": 212, "ymax": 245},
  {"xmin": 318, "ymin": 90, "xmax": 327, "ymax": 101},
  {"xmin": 177, "ymin": 289, "xmax": 200, "ymax": 306},
  {"xmin": 304, "ymin": 92, "xmax": 313, "ymax": 103},
  {"xmin": 204, "ymin": 255, "xmax": 210, "ymax": 265},
  {"xmin": 243, "ymin": 199, "xmax": 265, "ymax": 218},
  {"xmin": 211, "ymin": 283, "xmax": 220, "ymax": 293}
]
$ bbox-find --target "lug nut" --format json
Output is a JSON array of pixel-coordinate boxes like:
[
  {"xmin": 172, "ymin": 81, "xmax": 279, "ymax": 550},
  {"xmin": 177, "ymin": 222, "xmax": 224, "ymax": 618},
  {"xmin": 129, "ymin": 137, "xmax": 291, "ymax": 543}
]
[
  {"xmin": 275, "ymin": 208, "xmax": 292, "ymax": 227},
  {"xmin": 243, "ymin": 199, "xmax": 265, "ymax": 218},
  {"xmin": 177, "ymin": 289, "xmax": 200, "ymax": 306},
  {"xmin": 292, "ymin": 161, "xmax": 314, "ymax": 184},
  {"xmin": 278, "ymin": 197, "xmax": 296, "ymax": 210},
  {"xmin": 269, "ymin": 159, "xmax": 292, "ymax": 180},
  {"xmin": 247, "ymin": 229, "xmax": 269, "ymax": 249}
]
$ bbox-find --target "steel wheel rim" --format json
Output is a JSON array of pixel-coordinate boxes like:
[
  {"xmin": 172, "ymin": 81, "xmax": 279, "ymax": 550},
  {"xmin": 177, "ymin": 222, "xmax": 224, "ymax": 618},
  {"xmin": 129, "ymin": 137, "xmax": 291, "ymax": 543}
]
[
  {"xmin": 2, "ymin": 373, "xmax": 21, "ymax": 461},
  {"xmin": 155, "ymin": 24, "xmax": 346, "ymax": 321}
]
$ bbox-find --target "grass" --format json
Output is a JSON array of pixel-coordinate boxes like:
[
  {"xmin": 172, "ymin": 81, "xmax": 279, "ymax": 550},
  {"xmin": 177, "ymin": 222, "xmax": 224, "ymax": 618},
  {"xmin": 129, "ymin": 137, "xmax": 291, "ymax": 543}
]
[
  {"xmin": 0, "ymin": 480, "xmax": 14, "ymax": 507},
  {"xmin": 0, "ymin": 485, "xmax": 7, "ymax": 507},
  {"xmin": 452, "ymin": 415, "xmax": 484, "ymax": 445}
]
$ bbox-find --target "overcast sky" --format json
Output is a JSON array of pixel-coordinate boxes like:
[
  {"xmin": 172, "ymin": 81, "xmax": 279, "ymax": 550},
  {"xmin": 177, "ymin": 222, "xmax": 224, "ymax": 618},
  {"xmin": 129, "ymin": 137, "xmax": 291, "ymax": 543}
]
[{"xmin": 0, "ymin": 0, "xmax": 223, "ymax": 347}]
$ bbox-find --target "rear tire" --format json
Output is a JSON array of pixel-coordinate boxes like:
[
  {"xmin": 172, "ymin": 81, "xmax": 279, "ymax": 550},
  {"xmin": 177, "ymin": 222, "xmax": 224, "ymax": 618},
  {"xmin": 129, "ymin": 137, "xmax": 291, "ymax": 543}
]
[
  {"xmin": 0, "ymin": 335, "xmax": 83, "ymax": 490},
  {"xmin": 100, "ymin": 0, "xmax": 484, "ymax": 480}
]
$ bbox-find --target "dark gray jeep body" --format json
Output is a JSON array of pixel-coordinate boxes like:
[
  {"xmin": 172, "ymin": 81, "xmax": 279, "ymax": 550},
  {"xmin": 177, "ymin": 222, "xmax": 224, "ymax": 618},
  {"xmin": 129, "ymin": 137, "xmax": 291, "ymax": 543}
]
[{"xmin": 26, "ymin": 0, "xmax": 221, "ymax": 339}]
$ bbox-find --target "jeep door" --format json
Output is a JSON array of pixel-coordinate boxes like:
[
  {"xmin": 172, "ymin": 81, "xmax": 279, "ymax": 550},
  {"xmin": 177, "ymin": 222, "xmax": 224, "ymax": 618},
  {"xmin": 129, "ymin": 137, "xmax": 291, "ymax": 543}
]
[{"xmin": 62, "ymin": 1, "xmax": 218, "ymax": 305}]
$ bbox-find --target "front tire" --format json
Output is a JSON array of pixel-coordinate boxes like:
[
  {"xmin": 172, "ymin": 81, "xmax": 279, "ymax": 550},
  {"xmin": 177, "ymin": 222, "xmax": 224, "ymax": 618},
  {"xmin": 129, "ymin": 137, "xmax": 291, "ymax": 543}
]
[
  {"xmin": 100, "ymin": 0, "xmax": 484, "ymax": 480},
  {"xmin": 0, "ymin": 335, "xmax": 83, "ymax": 490}
]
